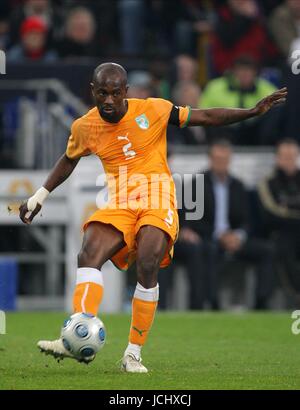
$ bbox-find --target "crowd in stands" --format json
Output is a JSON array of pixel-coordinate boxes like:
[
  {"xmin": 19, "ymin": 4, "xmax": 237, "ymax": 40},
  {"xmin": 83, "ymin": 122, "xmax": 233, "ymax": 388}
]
[
  {"xmin": 0, "ymin": 0, "xmax": 296, "ymax": 65},
  {"xmin": 0, "ymin": 0, "xmax": 297, "ymax": 67},
  {"xmin": 1, "ymin": 0, "xmax": 300, "ymax": 147}
]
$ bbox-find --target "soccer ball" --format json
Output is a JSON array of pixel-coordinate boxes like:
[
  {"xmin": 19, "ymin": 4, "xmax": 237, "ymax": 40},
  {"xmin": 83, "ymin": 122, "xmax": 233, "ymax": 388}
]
[{"xmin": 61, "ymin": 312, "xmax": 106, "ymax": 361}]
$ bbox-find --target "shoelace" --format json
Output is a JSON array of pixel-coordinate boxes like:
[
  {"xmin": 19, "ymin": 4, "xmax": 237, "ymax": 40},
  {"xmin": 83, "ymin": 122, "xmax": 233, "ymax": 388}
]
[{"xmin": 116, "ymin": 353, "xmax": 142, "ymax": 367}]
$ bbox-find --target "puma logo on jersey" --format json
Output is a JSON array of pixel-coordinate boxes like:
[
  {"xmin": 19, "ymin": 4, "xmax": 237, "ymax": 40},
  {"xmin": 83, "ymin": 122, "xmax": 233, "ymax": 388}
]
[{"xmin": 117, "ymin": 135, "xmax": 129, "ymax": 142}]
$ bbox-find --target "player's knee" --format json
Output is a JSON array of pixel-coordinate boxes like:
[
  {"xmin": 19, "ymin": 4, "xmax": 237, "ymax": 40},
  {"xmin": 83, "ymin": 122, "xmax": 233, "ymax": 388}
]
[
  {"xmin": 78, "ymin": 243, "xmax": 103, "ymax": 269},
  {"xmin": 137, "ymin": 253, "xmax": 160, "ymax": 277}
]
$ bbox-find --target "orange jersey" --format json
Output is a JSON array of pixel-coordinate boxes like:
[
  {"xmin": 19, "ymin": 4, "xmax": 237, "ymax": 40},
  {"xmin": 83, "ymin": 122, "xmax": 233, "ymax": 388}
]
[
  {"xmin": 66, "ymin": 98, "xmax": 190, "ymax": 209},
  {"xmin": 65, "ymin": 98, "xmax": 191, "ymax": 270}
]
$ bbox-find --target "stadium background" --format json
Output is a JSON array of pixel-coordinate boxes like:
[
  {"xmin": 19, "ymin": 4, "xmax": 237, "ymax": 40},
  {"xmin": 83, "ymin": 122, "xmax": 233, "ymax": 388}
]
[{"xmin": 0, "ymin": 0, "xmax": 300, "ymax": 314}]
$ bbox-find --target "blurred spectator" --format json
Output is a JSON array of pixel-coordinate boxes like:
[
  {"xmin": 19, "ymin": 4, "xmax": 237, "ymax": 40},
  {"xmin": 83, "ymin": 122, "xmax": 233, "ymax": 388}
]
[
  {"xmin": 144, "ymin": 0, "xmax": 184, "ymax": 56},
  {"xmin": 7, "ymin": 16, "xmax": 57, "ymax": 62},
  {"xmin": 56, "ymin": 6, "xmax": 98, "ymax": 60},
  {"xmin": 118, "ymin": 0, "xmax": 184, "ymax": 56},
  {"xmin": 259, "ymin": 0, "xmax": 283, "ymax": 16},
  {"xmin": 149, "ymin": 60, "xmax": 171, "ymax": 99},
  {"xmin": 173, "ymin": 81, "xmax": 201, "ymax": 108},
  {"xmin": 200, "ymin": 56, "xmax": 278, "ymax": 144},
  {"xmin": 0, "ymin": 0, "xmax": 11, "ymax": 50},
  {"xmin": 88, "ymin": 0, "xmax": 119, "ymax": 56},
  {"xmin": 168, "ymin": 81, "xmax": 206, "ymax": 144},
  {"xmin": 167, "ymin": 54, "xmax": 200, "ymax": 101},
  {"xmin": 210, "ymin": 0, "xmax": 278, "ymax": 75},
  {"xmin": 0, "ymin": 20, "xmax": 10, "ymax": 51},
  {"xmin": 258, "ymin": 139, "xmax": 300, "ymax": 290},
  {"xmin": 174, "ymin": 54, "xmax": 199, "ymax": 83},
  {"xmin": 182, "ymin": 140, "xmax": 275, "ymax": 309},
  {"xmin": 127, "ymin": 70, "xmax": 156, "ymax": 98},
  {"xmin": 269, "ymin": 0, "xmax": 300, "ymax": 61},
  {"xmin": 159, "ymin": 146, "xmax": 205, "ymax": 309},
  {"xmin": 118, "ymin": 0, "xmax": 145, "ymax": 55},
  {"xmin": 174, "ymin": 0, "xmax": 215, "ymax": 56},
  {"xmin": 9, "ymin": 0, "xmax": 62, "ymax": 47}
]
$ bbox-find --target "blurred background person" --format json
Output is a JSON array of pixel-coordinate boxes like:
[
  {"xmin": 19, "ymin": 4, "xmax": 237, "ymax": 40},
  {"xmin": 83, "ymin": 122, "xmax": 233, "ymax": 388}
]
[
  {"xmin": 144, "ymin": 0, "xmax": 183, "ymax": 56},
  {"xmin": 55, "ymin": 6, "xmax": 98, "ymax": 60},
  {"xmin": 127, "ymin": 70, "xmax": 156, "ymax": 99},
  {"xmin": 174, "ymin": 54, "xmax": 199, "ymax": 84},
  {"xmin": 158, "ymin": 150, "xmax": 206, "ymax": 310},
  {"xmin": 148, "ymin": 59, "xmax": 171, "ymax": 99},
  {"xmin": 152, "ymin": 54, "xmax": 200, "ymax": 101},
  {"xmin": 200, "ymin": 55, "xmax": 280, "ymax": 145},
  {"xmin": 269, "ymin": 0, "xmax": 300, "ymax": 62},
  {"xmin": 118, "ymin": 0, "xmax": 184, "ymax": 57},
  {"xmin": 7, "ymin": 16, "xmax": 57, "ymax": 62},
  {"xmin": 118, "ymin": 0, "xmax": 145, "ymax": 56},
  {"xmin": 158, "ymin": 216, "xmax": 206, "ymax": 310},
  {"xmin": 9, "ymin": 0, "xmax": 62, "ymax": 47},
  {"xmin": 0, "ymin": 0, "xmax": 12, "ymax": 51},
  {"xmin": 210, "ymin": 0, "xmax": 278, "ymax": 76},
  {"xmin": 168, "ymin": 81, "xmax": 206, "ymax": 145},
  {"xmin": 174, "ymin": 0, "xmax": 215, "ymax": 57},
  {"xmin": 258, "ymin": 139, "xmax": 300, "ymax": 298},
  {"xmin": 189, "ymin": 140, "xmax": 275, "ymax": 309}
]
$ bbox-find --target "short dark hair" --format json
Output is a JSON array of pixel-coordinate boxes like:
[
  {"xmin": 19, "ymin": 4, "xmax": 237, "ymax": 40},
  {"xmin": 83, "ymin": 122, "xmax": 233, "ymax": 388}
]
[
  {"xmin": 208, "ymin": 138, "xmax": 232, "ymax": 155},
  {"xmin": 232, "ymin": 55, "xmax": 258, "ymax": 71},
  {"xmin": 92, "ymin": 62, "xmax": 128, "ymax": 85},
  {"xmin": 276, "ymin": 138, "xmax": 299, "ymax": 151}
]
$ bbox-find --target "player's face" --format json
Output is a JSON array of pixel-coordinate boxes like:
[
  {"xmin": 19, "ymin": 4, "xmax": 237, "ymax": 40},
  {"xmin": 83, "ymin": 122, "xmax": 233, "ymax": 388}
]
[{"xmin": 91, "ymin": 78, "xmax": 128, "ymax": 123}]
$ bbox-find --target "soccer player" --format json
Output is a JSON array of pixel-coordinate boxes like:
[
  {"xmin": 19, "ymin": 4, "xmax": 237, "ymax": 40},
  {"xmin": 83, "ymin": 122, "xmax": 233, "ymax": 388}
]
[{"xmin": 19, "ymin": 63, "xmax": 287, "ymax": 373}]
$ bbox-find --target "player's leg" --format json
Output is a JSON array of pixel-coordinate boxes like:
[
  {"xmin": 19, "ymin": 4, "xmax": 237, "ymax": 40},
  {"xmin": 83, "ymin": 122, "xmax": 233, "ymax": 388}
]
[
  {"xmin": 122, "ymin": 226, "xmax": 168, "ymax": 373},
  {"xmin": 73, "ymin": 222, "xmax": 125, "ymax": 316},
  {"xmin": 38, "ymin": 222, "xmax": 125, "ymax": 362}
]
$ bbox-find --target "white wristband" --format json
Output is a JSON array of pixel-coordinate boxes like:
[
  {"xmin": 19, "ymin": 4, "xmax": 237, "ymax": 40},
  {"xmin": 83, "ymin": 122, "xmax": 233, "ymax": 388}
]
[{"xmin": 26, "ymin": 187, "xmax": 49, "ymax": 217}]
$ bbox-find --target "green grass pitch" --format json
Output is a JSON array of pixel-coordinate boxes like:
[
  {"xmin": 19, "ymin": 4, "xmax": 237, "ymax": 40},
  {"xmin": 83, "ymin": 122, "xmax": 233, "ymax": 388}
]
[{"xmin": 1, "ymin": 311, "xmax": 300, "ymax": 390}]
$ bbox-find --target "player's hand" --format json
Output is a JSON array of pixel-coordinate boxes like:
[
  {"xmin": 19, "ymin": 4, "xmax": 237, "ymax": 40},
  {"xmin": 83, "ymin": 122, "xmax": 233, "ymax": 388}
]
[
  {"xmin": 19, "ymin": 201, "xmax": 42, "ymax": 225},
  {"xmin": 254, "ymin": 87, "xmax": 287, "ymax": 116}
]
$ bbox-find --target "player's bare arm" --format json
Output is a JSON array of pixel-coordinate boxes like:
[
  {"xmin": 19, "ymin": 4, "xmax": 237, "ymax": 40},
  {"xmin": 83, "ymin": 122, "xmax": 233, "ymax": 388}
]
[
  {"xmin": 188, "ymin": 87, "xmax": 288, "ymax": 127},
  {"xmin": 19, "ymin": 153, "xmax": 79, "ymax": 224}
]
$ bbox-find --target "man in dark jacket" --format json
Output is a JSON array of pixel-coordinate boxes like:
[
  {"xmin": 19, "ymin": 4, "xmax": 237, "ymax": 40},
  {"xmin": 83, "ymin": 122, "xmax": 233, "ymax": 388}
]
[
  {"xmin": 175, "ymin": 139, "xmax": 274, "ymax": 309},
  {"xmin": 258, "ymin": 138, "xmax": 300, "ymax": 291}
]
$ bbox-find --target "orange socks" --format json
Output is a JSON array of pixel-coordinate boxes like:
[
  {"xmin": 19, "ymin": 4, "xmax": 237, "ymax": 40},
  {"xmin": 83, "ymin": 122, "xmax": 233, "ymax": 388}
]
[
  {"xmin": 128, "ymin": 282, "xmax": 159, "ymax": 350},
  {"xmin": 73, "ymin": 268, "xmax": 104, "ymax": 316},
  {"xmin": 73, "ymin": 271, "xmax": 158, "ymax": 359}
]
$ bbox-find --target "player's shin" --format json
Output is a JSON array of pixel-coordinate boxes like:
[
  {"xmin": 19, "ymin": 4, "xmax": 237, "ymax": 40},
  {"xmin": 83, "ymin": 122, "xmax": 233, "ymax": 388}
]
[
  {"xmin": 126, "ymin": 282, "xmax": 159, "ymax": 359},
  {"xmin": 73, "ymin": 267, "xmax": 104, "ymax": 316}
]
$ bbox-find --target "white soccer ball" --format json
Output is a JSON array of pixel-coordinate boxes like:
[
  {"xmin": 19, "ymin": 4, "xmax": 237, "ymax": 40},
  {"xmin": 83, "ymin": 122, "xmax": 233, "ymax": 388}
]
[{"xmin": 61, "ymin": 312, "xmax": 106, "ymax": 361}]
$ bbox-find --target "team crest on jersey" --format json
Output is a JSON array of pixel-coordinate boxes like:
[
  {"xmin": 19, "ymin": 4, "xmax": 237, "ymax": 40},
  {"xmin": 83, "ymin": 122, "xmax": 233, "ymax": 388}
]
[{"xmin": 135, "ymin": 114, "xmax": 149, "ymax": 130}]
